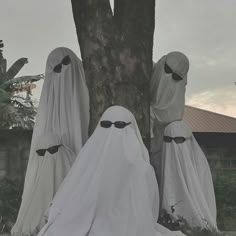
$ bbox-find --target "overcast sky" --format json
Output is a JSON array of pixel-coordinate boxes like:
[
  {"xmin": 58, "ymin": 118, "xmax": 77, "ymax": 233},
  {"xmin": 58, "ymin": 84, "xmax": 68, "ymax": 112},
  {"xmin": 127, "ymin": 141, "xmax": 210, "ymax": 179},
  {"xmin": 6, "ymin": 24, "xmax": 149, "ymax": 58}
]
[{"xmin": 1, "ymin": 0, "xmax": 236, "ymax": 117}]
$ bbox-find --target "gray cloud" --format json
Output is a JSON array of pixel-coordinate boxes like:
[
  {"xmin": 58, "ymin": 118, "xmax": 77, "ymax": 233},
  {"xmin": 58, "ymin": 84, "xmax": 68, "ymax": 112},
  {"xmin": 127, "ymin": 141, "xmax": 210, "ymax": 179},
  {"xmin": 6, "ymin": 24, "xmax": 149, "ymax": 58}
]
[
  {"xmin": 0, "ymin": 0, "xmax": 80, "ymax": 76},
  {"xmin": 153, "ymin": 0, "xmax": 236, "ymax": 97},
  {"xmin": 1, "ymin": 0, "xmax": 235, "ymax": 116},
  {"xmin": 187, "ymin": 87, "xmax": 236, "ymax": 117}
]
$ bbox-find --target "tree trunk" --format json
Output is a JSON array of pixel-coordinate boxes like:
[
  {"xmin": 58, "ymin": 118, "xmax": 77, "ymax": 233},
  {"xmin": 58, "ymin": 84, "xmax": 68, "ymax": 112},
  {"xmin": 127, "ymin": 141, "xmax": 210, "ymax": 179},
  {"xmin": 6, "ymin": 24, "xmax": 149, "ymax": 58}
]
[{"xmin": 71, "ymin": 0, "xmax": 155, "ymax": 148}]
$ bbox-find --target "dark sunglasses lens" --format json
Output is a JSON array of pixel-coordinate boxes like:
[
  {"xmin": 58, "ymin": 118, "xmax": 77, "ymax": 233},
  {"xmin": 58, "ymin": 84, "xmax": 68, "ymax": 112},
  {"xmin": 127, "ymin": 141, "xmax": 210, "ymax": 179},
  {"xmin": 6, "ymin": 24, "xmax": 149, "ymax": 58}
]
[
  {"xmin": 114, "ymin": 121, "xmax": 126, "ymax": 129},
  {"xmin": 100, "ymin": 120, "xmax": 112, "ymax": 128},
  {"xmin": 174, "ymin": 137, "xmax": 186, "ymax": 144},
  {"xmin": 47, "ymin": 145, "xmax": 60, "ymax": 154},
  {"xmin": 114, "ymin": 121, "xmax": 131, "ymax": 128},
  {"xmin": 163, "ymin": 136, "xmax": 172, "ymax": 143},
  {"xmin": 36, "ymin": 149, "xmax": 46, "ymax": 156},
  {"xmin": 164, "ymin": 63, "xmax": 172, "ymax": 74},
  {"xmin": 62, "ymin": 55, "xmax": 71, "ymax": 65},
  {"xmin": 172, "ymin": 73, "xmax": 183, "ymax": 81},
  {"xmin": 53, "ymin": 64, "xmax": 62, "ymax": 73}
]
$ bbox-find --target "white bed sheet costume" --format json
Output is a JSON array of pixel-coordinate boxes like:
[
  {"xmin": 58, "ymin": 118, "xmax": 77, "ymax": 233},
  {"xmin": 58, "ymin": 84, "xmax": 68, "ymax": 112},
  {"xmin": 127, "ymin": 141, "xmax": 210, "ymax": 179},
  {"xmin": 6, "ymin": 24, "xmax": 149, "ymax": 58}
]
[
  {"xmin": 160, "ymin": 121, "xmax": 217, "ymax": 231},
  {"xmin": 150, "ymin": 51, "xmax": 218, "ymax": 231},
  {"xmin": 37, "ymin": 106, "xmax": 185, "ymax": 236},
  {"xmin": 11, "ymin": 47, "xmax": 89, "ymax": 236},
  {"xmin": 150, "ymin": 51, "xmax": 189, "ymax": 184}
]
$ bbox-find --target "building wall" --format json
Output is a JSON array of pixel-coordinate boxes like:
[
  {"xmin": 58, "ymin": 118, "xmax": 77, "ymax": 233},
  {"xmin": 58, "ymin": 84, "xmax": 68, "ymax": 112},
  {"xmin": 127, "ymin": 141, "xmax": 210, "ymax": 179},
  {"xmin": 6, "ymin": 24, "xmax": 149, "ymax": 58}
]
[
  {"xmin": 0, "ymin": 131, "xmax": 235, "ymax": 181},
  {"xmin": 203, "ymin": 147, "xmax": 236, "ymax": 170},
  {"xmin": 194, "ymin": 132, "xmax": 236, "ymax": 170},
  {"xmin": 0, "ymin": 130, "xmax": 32, "ymax": 182}
]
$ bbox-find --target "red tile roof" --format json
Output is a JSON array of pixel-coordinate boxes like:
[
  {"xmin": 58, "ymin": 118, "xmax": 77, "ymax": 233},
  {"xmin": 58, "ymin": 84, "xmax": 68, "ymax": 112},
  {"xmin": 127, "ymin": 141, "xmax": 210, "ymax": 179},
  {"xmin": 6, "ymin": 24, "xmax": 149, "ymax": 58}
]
[{"xmin": 183, "ymin": 106, "xmax": 236, "ymax": 133}]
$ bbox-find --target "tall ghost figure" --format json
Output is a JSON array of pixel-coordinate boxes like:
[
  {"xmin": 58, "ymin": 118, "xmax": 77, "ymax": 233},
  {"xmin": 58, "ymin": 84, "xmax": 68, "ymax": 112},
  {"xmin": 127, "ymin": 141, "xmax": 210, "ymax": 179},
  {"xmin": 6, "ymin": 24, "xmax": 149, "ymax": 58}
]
[
  {"xmin": 150, "ymin": 52, "xmax": 217, "ymax": 231},
  {"xmin": 11, "ymin": 47, "xmax": 89, "ymax": 236},
  {"xmin": 150, "ymin": 51, "xmax": 189, "ymax": 183}
]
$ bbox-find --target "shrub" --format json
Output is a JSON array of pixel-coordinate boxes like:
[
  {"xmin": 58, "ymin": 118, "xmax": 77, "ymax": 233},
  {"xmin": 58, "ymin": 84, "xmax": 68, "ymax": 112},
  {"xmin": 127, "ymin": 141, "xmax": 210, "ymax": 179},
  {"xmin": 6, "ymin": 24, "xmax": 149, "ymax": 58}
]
[
  {"xmin": 213, "ymin": 170, "xmax": 236, "ymax": 231},
  {"xmin": 0, "ymin": 178, "xmax": 23, "ymax": 233}
]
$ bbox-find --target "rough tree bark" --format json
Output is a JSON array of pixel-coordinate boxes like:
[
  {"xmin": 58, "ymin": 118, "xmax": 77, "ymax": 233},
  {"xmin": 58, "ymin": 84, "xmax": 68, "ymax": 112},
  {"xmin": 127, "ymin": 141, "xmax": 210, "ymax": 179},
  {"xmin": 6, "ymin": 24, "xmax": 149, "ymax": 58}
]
[{"xmin": 71, "ymin": 0, "xmax": 155, "ymax": 148}]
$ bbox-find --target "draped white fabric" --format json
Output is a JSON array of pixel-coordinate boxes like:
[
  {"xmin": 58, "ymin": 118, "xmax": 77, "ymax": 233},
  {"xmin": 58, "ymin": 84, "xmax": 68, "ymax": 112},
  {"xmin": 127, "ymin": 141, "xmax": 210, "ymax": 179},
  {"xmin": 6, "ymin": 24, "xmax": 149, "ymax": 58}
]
[
  {"xmin": 150, "ymin": 51, "xmax": 189, "ymax": 148},
  {"xmin": 150, "ymin": 52, "xmax": 189, "ymax": 184},
  {"xmin": 12, "ymin": 133, "xmax": 76, "ymax": 236},
  {"xmin": 150, "ymin": 51, "xmax": 189, "ymax": 128},
  {"xmin": 160, "ymin": 121, "xmax": 217, "ymax": 231},
  {"xmin": 11, "ymin": 48, "xmax": 89, "ymax": 236},
  {"xmin": 37, "ymin": 106, "xmax": 185, "ymax": 236}
]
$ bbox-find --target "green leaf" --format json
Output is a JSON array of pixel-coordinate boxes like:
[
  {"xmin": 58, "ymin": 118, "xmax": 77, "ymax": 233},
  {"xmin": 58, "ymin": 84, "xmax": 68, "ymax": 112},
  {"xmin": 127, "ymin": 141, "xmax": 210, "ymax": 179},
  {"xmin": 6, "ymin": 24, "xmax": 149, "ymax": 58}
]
[{"xmin": 5, "ymin": 58, "xmax": 28, "ymax": 80}]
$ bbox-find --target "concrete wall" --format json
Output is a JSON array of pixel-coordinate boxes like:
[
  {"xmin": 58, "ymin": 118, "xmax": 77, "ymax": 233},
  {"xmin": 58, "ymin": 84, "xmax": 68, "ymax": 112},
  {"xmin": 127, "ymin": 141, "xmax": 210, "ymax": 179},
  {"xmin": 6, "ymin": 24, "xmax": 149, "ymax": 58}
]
[
  {"xmin": 0, "ymin": 130, "xmax": 235, "ymax": 181},
  {"xmin": 194, "ymin": 132, "xmax": 236, "ymax": 170},
  {"xmin": 203, "ymin": 147, "xmax": 236, "ymax": 170},
  {"xmin": 0, "ymin": 130, "xmax": 32, "ymax": 182}
]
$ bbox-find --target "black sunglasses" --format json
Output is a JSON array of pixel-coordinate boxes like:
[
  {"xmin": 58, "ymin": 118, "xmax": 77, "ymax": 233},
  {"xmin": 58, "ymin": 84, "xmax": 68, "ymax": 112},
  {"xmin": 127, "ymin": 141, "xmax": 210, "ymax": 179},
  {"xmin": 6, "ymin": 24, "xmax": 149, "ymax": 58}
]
[
  {"xmin": 53, "ymin": 55, "xmax": 71, "ymax": 73},
  {"xmin": 164, "ymin": 63, "xmax": 183, "ymax": 81},
  {"xmin": 164, "ymin": 136, "xmax": 186, "ymax": 144},
  {"xmin": 36, "ymin": 145, "xmax": 62, "ymax": 156},
  {"xmin": 100, "ymin": 120, "xmax": 131, "ymax": 129}
]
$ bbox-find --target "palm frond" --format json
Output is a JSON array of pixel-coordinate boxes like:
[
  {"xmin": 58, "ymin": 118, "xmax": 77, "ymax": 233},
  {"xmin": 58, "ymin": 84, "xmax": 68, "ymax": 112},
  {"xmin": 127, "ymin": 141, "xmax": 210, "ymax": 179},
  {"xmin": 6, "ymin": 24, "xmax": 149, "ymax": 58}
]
[
  {"xmin": 0, "ymin": 43, "xmax": 38, "ymax": 129},
  {"xmin": 1, "ymin": 74, "xmax": 43, "ymax": 89},
  {"xmin": 5, "ymin": 58, "xmax": 28, "ymax": 81}
]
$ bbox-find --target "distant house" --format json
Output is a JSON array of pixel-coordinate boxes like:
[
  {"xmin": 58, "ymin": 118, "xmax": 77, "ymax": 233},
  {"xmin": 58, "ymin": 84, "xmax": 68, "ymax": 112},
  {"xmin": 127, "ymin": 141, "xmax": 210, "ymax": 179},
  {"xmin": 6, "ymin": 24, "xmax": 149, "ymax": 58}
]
[{"xmin": 184, "ymin": 105, "xmax": 236, "ymax": 170}]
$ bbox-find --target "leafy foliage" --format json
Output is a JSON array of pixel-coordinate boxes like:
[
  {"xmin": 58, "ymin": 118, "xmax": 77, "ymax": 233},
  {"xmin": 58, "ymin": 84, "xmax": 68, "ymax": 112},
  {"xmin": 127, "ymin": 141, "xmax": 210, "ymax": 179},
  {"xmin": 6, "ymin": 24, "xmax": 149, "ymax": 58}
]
[
  {"xmin": 213, "ymin": 170, "xmax": 236, "ymax": 231},
  {"xmin": 0, "ymin": 178, "xmax": 23, "ymax": 233},
  {"xmin": 0, "ymin": 40, "xmax": 43, "ymax": 129}
]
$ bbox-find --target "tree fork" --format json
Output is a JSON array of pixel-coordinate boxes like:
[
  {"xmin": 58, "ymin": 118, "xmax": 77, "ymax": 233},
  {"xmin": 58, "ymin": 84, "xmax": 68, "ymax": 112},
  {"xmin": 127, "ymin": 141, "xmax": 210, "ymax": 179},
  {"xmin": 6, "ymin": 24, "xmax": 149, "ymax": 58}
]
[{"xmin": 71, "ymin": 0, "xmax": 155, "ymax": 148}]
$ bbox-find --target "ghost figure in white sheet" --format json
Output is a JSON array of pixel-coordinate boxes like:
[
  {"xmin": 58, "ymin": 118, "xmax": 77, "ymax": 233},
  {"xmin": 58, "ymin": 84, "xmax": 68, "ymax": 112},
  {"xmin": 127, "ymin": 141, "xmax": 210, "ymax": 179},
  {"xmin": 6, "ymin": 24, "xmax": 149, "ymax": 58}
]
[
  {"xmin": 12, "ymin": 133, "xmax": 76, "ymax": 236},
  {"xmin": 11, "ymin": 47, "xmax": 89, "ymax": 236},
  {"xmin": 37, "ymin": 106, "xmax": 185, "ymax": 236},
  {"xmin": 160, "ymin": 120, "xmax": 218, "ymax": 232},
  {"xmin": 150, "ymin": 51, "xmax": 189, "ymax": 184}
]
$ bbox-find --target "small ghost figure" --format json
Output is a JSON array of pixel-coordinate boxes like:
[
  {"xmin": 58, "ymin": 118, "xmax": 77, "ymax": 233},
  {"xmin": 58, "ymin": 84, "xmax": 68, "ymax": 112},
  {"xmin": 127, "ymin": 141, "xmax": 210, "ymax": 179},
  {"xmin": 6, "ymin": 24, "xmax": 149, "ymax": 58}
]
[
  {"xmin": 160, "ymin": 121, "xmax": 218, "ymax": 232},
  {"xmin": 11, "ymin": 132, "xmax": 76, "ymax": 235}
]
